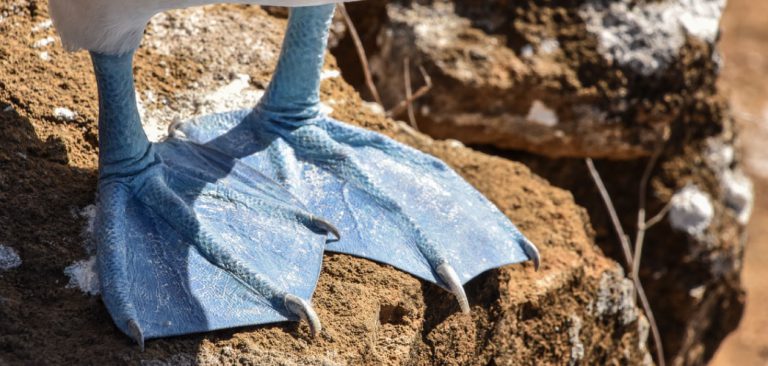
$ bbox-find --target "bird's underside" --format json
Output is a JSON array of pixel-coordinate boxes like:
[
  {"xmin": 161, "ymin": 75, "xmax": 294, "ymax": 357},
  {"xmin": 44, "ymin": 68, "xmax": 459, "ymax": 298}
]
[{"xmin": 70, "ymin": 4, "xmax": 539, "ymax": 348}]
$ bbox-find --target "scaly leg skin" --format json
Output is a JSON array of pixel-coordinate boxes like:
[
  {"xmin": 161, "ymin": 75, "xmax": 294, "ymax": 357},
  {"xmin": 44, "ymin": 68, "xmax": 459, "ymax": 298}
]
[
  {"xmin": 176, "ymin": 4, "xmax": 541, "ymax": 314},
  {"xmin": 91, "ymin": 51, "xmax": 336, "ymax": 349}
]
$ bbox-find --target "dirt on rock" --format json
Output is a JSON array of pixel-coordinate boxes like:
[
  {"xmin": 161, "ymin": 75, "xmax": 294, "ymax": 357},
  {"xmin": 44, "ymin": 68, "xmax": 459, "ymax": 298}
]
[
  {"xmin": 331, "ymin": 2, "xmax": 749, "ymax": 365},
  {"xmin": 1, "ymin": 2, "xmax": 651, "ymax": 365},
  {"xmin": 332, "ymin": 0, "xmax": 727, "ymax": 160}
]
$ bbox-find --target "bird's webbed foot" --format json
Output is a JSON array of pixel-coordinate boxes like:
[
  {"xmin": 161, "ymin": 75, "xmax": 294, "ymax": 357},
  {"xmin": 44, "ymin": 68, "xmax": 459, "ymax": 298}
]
[
  {"xmin": 95, "ymin": 140, "xmax": 335, "ymax": 347},
  {"xmin": 171, "ymin": 3, "xmax": 540, "ymax": 315}
]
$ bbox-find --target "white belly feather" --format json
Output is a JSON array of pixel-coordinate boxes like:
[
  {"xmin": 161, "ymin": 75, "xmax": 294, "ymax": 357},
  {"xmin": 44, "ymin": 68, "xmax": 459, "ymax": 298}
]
[{"xmin": 49, "ymin": 0, "xmax": 350, "ymax": 55}]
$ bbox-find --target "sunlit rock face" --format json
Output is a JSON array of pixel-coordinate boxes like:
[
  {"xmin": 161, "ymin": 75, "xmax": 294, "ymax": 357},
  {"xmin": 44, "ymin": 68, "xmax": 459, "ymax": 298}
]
[
  {"xmin": 332, "ymin": 0, "xmax": 727, "ymax": 160},
  {"xmin": 331, "ymin": 1, "xmax": 747, "ymax": 365}
]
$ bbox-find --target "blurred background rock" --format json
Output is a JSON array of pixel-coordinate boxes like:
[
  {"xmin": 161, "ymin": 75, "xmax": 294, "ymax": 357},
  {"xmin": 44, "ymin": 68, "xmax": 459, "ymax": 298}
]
[{"xmin": 330, "ymin": 0, "xmax": 764, "ymax": 365}]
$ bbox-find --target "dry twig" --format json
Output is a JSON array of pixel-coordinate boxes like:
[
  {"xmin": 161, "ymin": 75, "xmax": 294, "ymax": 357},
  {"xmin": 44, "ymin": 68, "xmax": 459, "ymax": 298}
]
[
  {"xmin": 338, "ymin": 4, "xmax": 383, "ymax": 107},
  {"xmin": 585, "ymin": 145, "xmax": 669, "ymax": 366},
  {"xmin": 633, "ymin": 129, "xmax": 671, "ymax": 285},
  {"xmin": 402, "ymin": 58, "xmax": 418, "ymax": 129},
  {"xmin": 387, "ymin": 64, "xmax": 432, "ymax": 120}
]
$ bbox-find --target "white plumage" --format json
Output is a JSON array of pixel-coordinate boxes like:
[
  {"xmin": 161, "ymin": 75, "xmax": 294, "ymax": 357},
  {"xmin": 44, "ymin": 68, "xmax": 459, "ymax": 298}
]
[{"xmin": 49, "ymin": 0, "xmax": 345, "ymax": 55}]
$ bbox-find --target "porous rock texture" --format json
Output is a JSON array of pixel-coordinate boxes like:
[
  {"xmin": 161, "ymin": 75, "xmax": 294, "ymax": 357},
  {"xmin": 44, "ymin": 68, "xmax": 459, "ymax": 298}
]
[
  {"xmin": 0, "ymin": 2, "xmax": 654, "ymax": 365},
  {"xmin": 332, "ymin": 1, "xmax": 749, "ymax": 365},
  {"xmin": 333, "ymin": 0, "xmax": 728, "ymax": 160}
]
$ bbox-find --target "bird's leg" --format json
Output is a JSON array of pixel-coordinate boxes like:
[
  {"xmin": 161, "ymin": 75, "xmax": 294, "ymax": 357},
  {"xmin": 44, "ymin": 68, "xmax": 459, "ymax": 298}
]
[
  {"xmin": 91, "ymin": 51, "xmax": 157, "ymax": 181},
  {"xmin": 175, "ymin": 4, "xmax": 540, "ymax": 319},
  {"xmin": 257, "ymin": 4, "xmax": 335, "ymax": 120},
  {"xmin": 253, "ymin": 4, "xmax": 481, "ymax": 312},
  {"xmin": 90, "ymin": 51, "xmax": 332, "ymax": 347}
]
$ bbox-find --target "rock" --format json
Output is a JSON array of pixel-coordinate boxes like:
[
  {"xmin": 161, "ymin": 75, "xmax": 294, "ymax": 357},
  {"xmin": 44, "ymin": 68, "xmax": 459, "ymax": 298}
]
[
  {"xmin": 332, "ymin": 0, "xmax": 726, "ymax": 160},
  {"xmin": 0, "ymin": 3, "xmax": 652, "ymax": 365},
  {"xmin": 510, "ymin": 136, "xmax": 747, "ymax": 366},
  {"xmin": 332, "ymin": 1, "xmax": 748, "ymax": 365}
]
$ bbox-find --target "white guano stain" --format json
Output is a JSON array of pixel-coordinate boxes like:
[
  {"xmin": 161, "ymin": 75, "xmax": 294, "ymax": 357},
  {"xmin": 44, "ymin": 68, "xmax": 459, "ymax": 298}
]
[
  {"xmin": 53, "ymin": 107, "xmax": 77, "ymax": 121},
  {"xmin": 669, "ymin": 185, "xmax": 714, "ymax": 235},
  {"xmin": 568, "ymin": 315, "xmax": 585, "ymax": 365},
  {"xmin": 32, "ymin": 19, "xmax": 53, "ymax": 33},
  {"xmin": 539, "ymin": 38, "xmax": 560, "ymax": 55},
  {"xmin": 64, "ymin": 256, "xmax": 100, "ymax": 295},
  {"xmin": 320, "ymin": 69, "xmax": 341, "ymax": 80},
  {"xmin": 526, "ymin": 100, "xmax": 559, "ymax": 127},
  {"xmin": 722, "ymin": 169, "xmax": 753, "ymax": 225},
  {"xmin": 0, "ymin": 245, "xmax": 22, "ymax": 271},
  {"xmin": 580, "ymin": 0, "xmax": 726, "ymax": 75},
  {"xmin": 32, "ymin": 36, "xmax": 55, "ymax": 48}
]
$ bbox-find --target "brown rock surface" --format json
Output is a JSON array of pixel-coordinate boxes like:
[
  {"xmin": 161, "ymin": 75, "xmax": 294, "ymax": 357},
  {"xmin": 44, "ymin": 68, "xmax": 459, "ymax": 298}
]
[
  {"xmin": 333, "ymin": 0, "xmax": 726, "ymax": 160},
  {"xmin": 0, "ymin": 2, "xmax": 652, "ymax": 365},
  {"xmin": 332, "ymin": 1, "xmax": 749, "ymax": 365}
]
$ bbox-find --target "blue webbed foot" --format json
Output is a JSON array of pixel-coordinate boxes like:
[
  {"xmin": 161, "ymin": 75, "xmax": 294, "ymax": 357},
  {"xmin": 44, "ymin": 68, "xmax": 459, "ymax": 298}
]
[
  {"xmin": 176, "ymin": 4, "xmax": 540, "ymax": 314},
  {"xmin": 97, "ymin": 141, "xmax": 332, "ymax": 346},
  {"xmin": 90, "ymin": 51, "xmax": 333, "ymax": 347}
]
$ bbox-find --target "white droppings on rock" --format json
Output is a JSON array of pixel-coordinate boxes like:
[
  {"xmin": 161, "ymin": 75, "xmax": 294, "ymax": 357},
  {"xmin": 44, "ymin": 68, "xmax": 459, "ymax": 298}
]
[
  {"xmin": 446, "ymin": 139, "xmax": 464, "ymax": 149},
  {"xmin": 31, "ymin": 19, "xmax": 53, "ymax": 32},
  {"xmin": 0, "ymin": 245, "xmax": 22, "ymax": 271},
  {"xmin": 669, "ymin": 185, "xmax": 714, "ymax": 235},
  {"xmin": 722, "ymin": 169, "xmax": 754, "ymax": 225},
  {"xmin": 526, "ymin": 100, "xmax": 559, "ymax": 127},
  {"xmin": 320, "ymin": 101, "xmax": 335, "ymax": 115},
  {"xmin": 520, "ymin": 44, "xmax": 535, "ymax": 59},
  {"xmin": 320, "ymin": 69, "xmax": 341, "ymax": 80},
  {"xmin": 580, "ymin": 0, "xmax": 726, "ymax": 75},
  {"xmin": 705, "ymin": 137, "xmax": 734, "ymax": 172},
  {"xmin": 568, "ymin": 315, "xmax": 585, "ymax": 366},
  {"xmin": 64, "ymin": 256, "xmax": 100, "ymax": 296},
  {"xmin": 363, "ymin": 101, "xmax": 386, "ymax": 116},
  {"xmin": 32, "ymin": 36, "xmax": 55, "ymax": 48},
  {"xmin": 678, "ymin": 0, "xmax": 726, "ymax": 41},
  {"xmin": 38, "ymin": 51, "xmax": 50, "ymax": 61},
  {"xmin": 539, "ymin": 38, "xmax": 560, "ymax": 55},
  {"xmin": 689, "ymin": 284, "xmax": 706, "ymax": 301},
  {"xmin": 53, "ymin": 107, "xmax": 76, "ymax": 121}
]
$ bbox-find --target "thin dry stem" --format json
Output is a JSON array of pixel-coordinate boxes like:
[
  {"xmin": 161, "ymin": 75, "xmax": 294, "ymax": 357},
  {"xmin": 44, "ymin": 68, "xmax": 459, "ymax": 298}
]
[
  {"xmin": 387, "ymin": 65, "xmax": 432, "ymax": 117},
  {"xmin": 644, "ymin": 201, "xmax": 672, "ymax": 229},
  {"xmin": 402, "ymin": 57, "xmax": 418, "ymax": 129},
  {"xmin": 585, "ymin": 158, "xmax": 666, "ymax": 366},
  {"xmin": 338, "ymin": 4, "xmax": 383, "ymax": 107},
  {"xmin": 633, "ymin": 130, "xmax": 670, "ymax": 282},
  {"xmin": 585, "ymin": 158, "xmax": 634, "ymax": 268}
]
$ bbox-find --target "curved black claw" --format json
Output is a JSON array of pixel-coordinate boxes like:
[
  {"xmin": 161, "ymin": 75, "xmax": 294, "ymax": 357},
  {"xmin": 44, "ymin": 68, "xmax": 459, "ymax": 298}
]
[
  {"xmin": 311, "ymin": 216, "xmax": 341, "ymax": 241},
  {"xmin": 127, "ymin": 320, "xmax": 145, "ymax": 352},
  {"xmin": 522, "ymin": 238, "xmax": 541, "ymax": 271},
  {"xmin": 284, "ymin": 294, "xmax": 322, "ymax": 337},
  {"xmin": 436, "ymin": 263, "xmax": 470, "ymax": 314}
]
